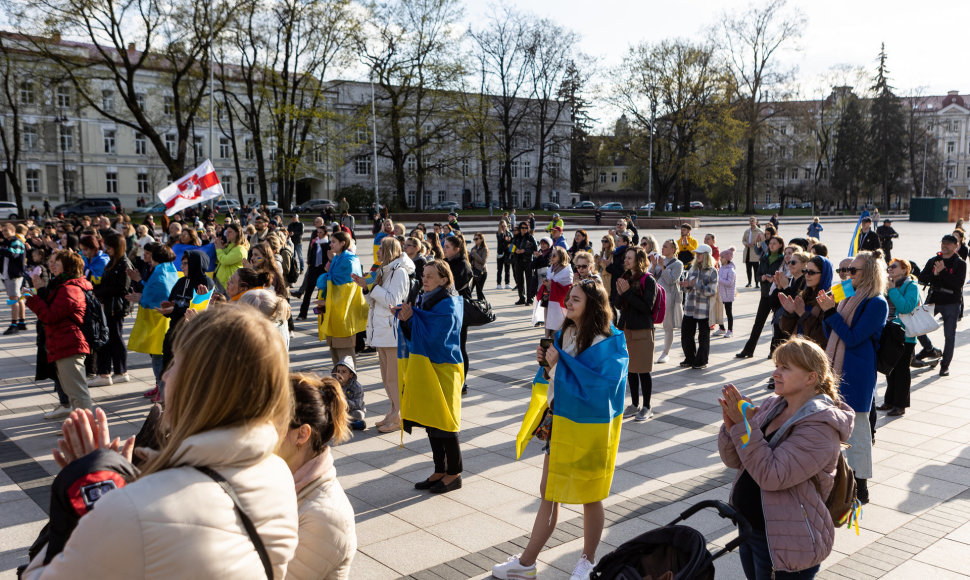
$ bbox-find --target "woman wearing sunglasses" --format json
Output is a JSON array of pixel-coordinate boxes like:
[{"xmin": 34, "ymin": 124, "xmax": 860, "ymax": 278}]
[
  {"xmin": 879, "ymin": 258, "xmax": 919, "ymax": 417},
  {"xmin": 778, "ymin": 255, "xmax": 833, "ymax": 349}
]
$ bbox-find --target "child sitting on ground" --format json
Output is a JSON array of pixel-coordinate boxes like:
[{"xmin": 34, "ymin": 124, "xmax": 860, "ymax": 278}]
[{"xmin": 332, "ymin": 356, "xmax": 366, "ymax": 430}]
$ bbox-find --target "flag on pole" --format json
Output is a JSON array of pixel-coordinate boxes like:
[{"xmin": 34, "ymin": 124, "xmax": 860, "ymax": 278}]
[
  {"xmin": 157, "ymin": 159, "xmax": 223, "ymax": 216},
  {"xmin": 847, "ymin": 210, "xmax": 870, "ymax": 257}
]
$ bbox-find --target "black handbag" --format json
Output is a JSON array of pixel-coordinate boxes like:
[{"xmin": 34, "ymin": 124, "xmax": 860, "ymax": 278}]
[
  {"xmin": 464, "ymin": 296, "xmax": 496, "ymax": 327},
  {"xmin": 877, "ymin": 320, "xmax": 906, "ymax": 376}
]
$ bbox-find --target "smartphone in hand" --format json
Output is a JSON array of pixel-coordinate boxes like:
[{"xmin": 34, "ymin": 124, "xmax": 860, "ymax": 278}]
[{"xmin": 539, "ymin": 338, "xmax": 553, "ymax": 367}]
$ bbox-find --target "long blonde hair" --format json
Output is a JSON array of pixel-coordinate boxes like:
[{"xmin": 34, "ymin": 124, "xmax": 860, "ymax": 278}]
[
  {"xmin": 141, "ymin": 306, "xmax": 292, "ymax": 476},
  {"xmin": 772, "ymin": 337, "xmax": 842, "ymax": 405},
  {"xmin": 851, "ymin": 250, "xmax": 888, "ymax": 299}
]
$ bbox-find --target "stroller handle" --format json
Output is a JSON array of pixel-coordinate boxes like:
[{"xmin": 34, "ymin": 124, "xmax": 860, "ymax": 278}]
[{"xmin": 670, "ymin": 499, "xmax": 752, "ymax": 559}]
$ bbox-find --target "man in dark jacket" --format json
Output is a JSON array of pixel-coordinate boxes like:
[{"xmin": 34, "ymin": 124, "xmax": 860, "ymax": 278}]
[
  {"xmin": 607, "ymin": 231, "xmax": 632, "ymax": 306},
  {"xmin": 511, "ymin": 222, "xmax": 537, "ymax": 305},
  {"xmin": 857, "ymin": 217, "xmax": 880, "ymax": 252},
  {"xmin": 297, "ymin": 221, "xmax": 331, "ymax": 319},
  {"xmin": 876, "ymin": 219, "xmax": 899, "ymax": 261},
  {"xmin": 287, "ymin": 215, "xmax": 305, "ymax": 273},
  {"xmin": 915, "ymin": 234, "xmax": 967, "ymax": 376}
]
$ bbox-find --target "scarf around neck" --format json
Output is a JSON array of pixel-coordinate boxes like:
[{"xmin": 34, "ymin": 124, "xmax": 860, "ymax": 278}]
[{"xmin": 824, "ymin": 283, "xmax": 869, "ymax": 376}]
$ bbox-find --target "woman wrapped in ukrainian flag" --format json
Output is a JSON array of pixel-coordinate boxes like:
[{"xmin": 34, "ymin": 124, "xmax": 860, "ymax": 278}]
[
  {"xmin": 126, "ymin": 243, "xmax": 180, "ymax": 402},
  {"xmin": 315, "ymin": 231, "xmax": 367, "ymax": 366},
  {"xmin": 495, "ymin": 279, "xmax": 628, "ymax": 580},
  {"xmin": 394, "ymin": 259, "xmax": 465, "ymax": 495}
]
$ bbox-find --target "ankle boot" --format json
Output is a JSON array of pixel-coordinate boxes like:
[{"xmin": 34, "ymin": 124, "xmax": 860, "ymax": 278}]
[{"xmin": 855, "ymin": 477, "xmax": 869, "ymax": 505}]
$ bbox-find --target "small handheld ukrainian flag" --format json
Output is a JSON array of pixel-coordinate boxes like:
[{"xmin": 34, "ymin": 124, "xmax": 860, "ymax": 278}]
[
  {"xmin": 190, "ymin": 288, "xmax": 214, "ymax": 311},
  {"xmin": 830, "ymin": 279, "xmax": 855, "ymax": 303}
]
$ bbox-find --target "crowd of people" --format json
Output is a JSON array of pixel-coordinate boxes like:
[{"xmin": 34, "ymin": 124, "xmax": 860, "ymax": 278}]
[{"xmin": 1, "ymin": 205, "xmax": 967, "ymax": 580}]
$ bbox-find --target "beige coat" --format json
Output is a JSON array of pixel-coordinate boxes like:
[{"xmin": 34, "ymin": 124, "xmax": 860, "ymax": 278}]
[
  {"xmin": 24, "ymin": 424, "xmax": 299, "ymax": 580},
  {"xmin": 286, "ymin": 449, "xmax": 357, "ymax": 580}
]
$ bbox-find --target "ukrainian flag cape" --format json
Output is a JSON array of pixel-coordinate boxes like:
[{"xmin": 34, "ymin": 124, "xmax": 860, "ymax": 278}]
[
  {"xmin": 516, "ymin": 326, "xmax": 628, "ymax": 504},
  {"xmin": 848, "ymin": 210, "xmax": 870, "ymax": 257},
  {"xmin": 318, "ymin": 281, "xmax": 368, "ymax": 340},
  {"xmin": 398, "ymin": 292, "xmax": 464, "ymax": 433},
  {"xmin": 128, "ymin": 262, "xmax": 180, "ymax": 355}
]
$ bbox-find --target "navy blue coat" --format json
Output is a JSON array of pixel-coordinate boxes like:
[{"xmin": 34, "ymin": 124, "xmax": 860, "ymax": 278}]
[{"xmin": 822, "ymin": 295, "xmax": 887, "ymax": 412}]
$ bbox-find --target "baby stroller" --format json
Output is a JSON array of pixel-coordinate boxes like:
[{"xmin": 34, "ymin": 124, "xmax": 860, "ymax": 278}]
[{"xmin": 590, "ymin": 500, "xmax": 751, "ymax": 580}]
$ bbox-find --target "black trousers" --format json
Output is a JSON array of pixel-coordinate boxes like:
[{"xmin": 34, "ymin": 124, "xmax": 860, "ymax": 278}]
[
  {"xmin": 741, "ymin": 290, "xmax": 774, "ymax": 356},
  {"xmin": 513, "ymin": 260, "xmax": 530, "ymax": 301},
  {"xmin": 299, "ymin": 265, "xmax": 326, "ymax": 318},
  {"xmin": 472, "ymin": 271, "xmax": 487, "ymax": 301},
  {"xmin": 497, "ymin": 256, "xmax": 511, "ymax": 285},
  {"xmin": 459, "ymin": 323, "xmax": 469, "ymax": 380},
  {"xmin": 96, "ymin": 312, "xmax": 127, "ymax": 375},
  {"xmin": 681, "ymin": 316, "xmax": 710, "ymax": 365},
  {"xmin": 746, "ymin": 262, "xmax": 758, "ymax": 286},
  {"xmin": 884, "ymin": 342, "xmax": 915, "ymax": 408},
  {"xmin": 428, "ymin": 431, "xmax": 463, "ymax": 475}
]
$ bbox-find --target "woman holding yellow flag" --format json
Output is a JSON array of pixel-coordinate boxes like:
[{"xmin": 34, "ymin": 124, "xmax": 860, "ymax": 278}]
[
  {"xmin": 316, "ymin": 231, "xmax": 367, "ymax": 366},
  {"xmin": 394, "ymin": 260, "xmax": 465, "ymax": 494},
  {"xmin": 126, "ymin": 243, "xmax": 179, "ymax": 402},
  {"xmin": 498, "ymin": 280, "xmax": 628, "ymax": 580}
]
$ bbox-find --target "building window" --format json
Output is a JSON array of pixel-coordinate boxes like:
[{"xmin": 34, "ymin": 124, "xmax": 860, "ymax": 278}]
[
  {"xmin": 164, "ymin": 95, "xmax": 175, "ymax": 116},
  {"xmin": 438, "ymin": 190, "xmax": 446, "ymax": 202},
  {"xmin": 422, "ymin": 191, "xmax": 431, "ymax": 207},
  {"xmin": 966, "ymin": 166, "xmax": 970, "ymax": 179},
  {"xmin": 219, "ymin": 137, "xmax": 231, "ymax": 159},
  {"xmin": 947, "ymin": 141, "xmax": 955, "ymax": 154},
  {"xmin": 461, "ymin": 158, "xmax": 469, "ymax": 176},
  {"xmin": 59, "ymin": 125, "xmax": 73, "ymax": 152},
  {"xmin": 246, "ymin": 176, "xmax": 256, "ymax": 196},
  {"xmin": 165, "ymin": 134, "xmax": 177, "ymax": 157},
  {"xmin": 524, "ymin": 192, "xmax": 531, "ymax": 206},
  {"xmin": 135, "ymin": 92, "xmax": 146, "ymax": 110},
  {"xmin": 103, "ymin": 129, "xmax": 116, "ymax": 154},
  {"xmin": 523, "ymin": 161, "xmax": 531, "ymax": 178},
  {"xmin": 106, "ymin": 171, "xmax": 118, "ymax": 194},
  {"xmin": 804, "ymin": 168, "xmax": 811, "ymax": 179},
  {"xmin": 407, "ymin": 190, "xmax": 416, "ymax": 207},
  {"xmin": 791, "ymin": 168, "xmax": 799, "ymax": 180},
  {"xmin": 135, "ymin": 132, "xmax": 147, "ymax": 155},
  {"xmin": 549, "ymin": 162, "xmax": 560, "ymax": 179},
  {"xmin": 23, "ymin": 124, "xmax": 38, "ymax": 151},
  {"xmin": 947, "ymin": 166, "xmax": 955, "ymax": 179},
  {"xmin": 222, "ymin": 174, "xmax": 232, "ymax": 192},
  {"xmin": 25, "ymin": 169, "xmax": 39, "ymax": 194},
  {"xmin": 820, "ymin": 167, "xmax": 828, "ymax": 179},
  {"xmin": 137, "ymin": 173, "xmax": 149, "ymax": 195},
  {"xmin": 244, "ymin": 139, "xmax": 254, "ymax": 160},
  {"xmin": 314, "ymin": 146, "xmax": 325, "ymax": 164},
  {"xmin": 512, "ymin": 192, "xmax": 519, "ymax": 207},
  {"xmin": 621, "ymin": 172, "xmax": 627, "ymax": 182},
  {"xmin": 599, "ymin": 172, "xmax": 606, "ymax": 183},
  {"xmin": 102, "ymin": 89, "xmax": 114, "ymax": 111},
  {"xmin": 355, "ymin": 155, "xmax": 372, "ymax": 176},
  {"xmin": 611, "ymin": 172, "xmax": 617, "ymax": 183},
  {"xmin": 193, "ymin": 136, "xmax": 204, "ymax": 159},
  {"xmin": 63, "ymin": 171, "xmax": 76, "ymax": 196},
  {"xmin": 552, "ymin": 191, "xmax": 560, "ymax": 203},
  {"xmin": 19, "ymin": 82, "xmax": 34, "ymax": 105},
  {"xmin": 407, "ymin": 156, "xmax": 416, "ymax": 176},
  {"xmin": 56, "ymin": 86, "xmax": 71, "ymax": 108},
  {"xmin": 356, "ymin": 128, "xmax": 367, "ymax": 143},
  {"xmin": 511, "ymin": 160, "xmax": 519, "ymax": 178}
]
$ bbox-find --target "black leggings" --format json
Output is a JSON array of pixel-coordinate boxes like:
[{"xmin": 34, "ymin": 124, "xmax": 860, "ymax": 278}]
[
  {"xmin": 460, "ymin": 323, "xmax": 469, "ymax": 381},
  {"xmin": 628, "ymin": 372, "xmax": 653, "ymax": 409},
  {"xmin": 720, "ymin": 302, "xmax": 734, "ymax": 331},
  {"xmin": 428, "ymin": 431, "xmax": 463, "ymax": 475},
  {"xmin": 472, "ymin": 271, "xmax": 487, "ymax": 301},
  {"xmin": 746, "ymin": 262, "xmax": 758, "ymax": 286},
  {"xmin": 96, "ymin": 312, "xmax": 127, "ymax": 375},
  {"xmin": 498, "ymin": 257, "xmax": 511, "ymax": 285}
]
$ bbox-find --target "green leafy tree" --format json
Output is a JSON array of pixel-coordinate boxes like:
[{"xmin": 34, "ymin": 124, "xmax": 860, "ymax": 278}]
[{"xmin": 866, "ymin": 44, "xmax": 906, "ymax": 209}]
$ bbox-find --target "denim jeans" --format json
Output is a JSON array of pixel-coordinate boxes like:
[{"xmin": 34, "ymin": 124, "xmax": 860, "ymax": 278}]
[{"xmin": 739, "ymin": 527, "xmax": 820, "ymax": 580}]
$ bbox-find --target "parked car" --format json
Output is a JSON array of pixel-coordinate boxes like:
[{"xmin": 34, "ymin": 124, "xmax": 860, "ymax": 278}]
[
  {"xmin": 689, "ymin": 201, "xmax": 704, "ymax": 210},
  {"xmin": 598, "ymin": 202, "xmax": 623, "ymax": 211},
  {"xmin": 130, "ymin": 201, "xmax": 168, "ymax": 217},
  {"xmin": 0, "ymin": 202, "xmax": 19, "ymax": 219},
  {"xmin": 294, "ymin": 199, "xmax": 336, "ymax": 214},
  {"xmin": 570, "ymin": 201, "xmax": 596, "ymax": 210},
  {"xmin": 469, "ymin": 200, "xmax": 501, "ymax": 209},
  {"xmin": 214, "ymin": 199, "xmax": 241, "ymax": 214},
  {"xmin": 258, "ymin": 200, "xmax": 282, "ymax": 216},
  {"xmin": 53, "ymin": 198, "xmax": 118, "ymax": 217},
  {"xmin": 541, "ymin": 202, "xmax": 560, "ymax": 211},
  {"xmin": 432, "ymin": 200, "xmax": 462, "ymax": 211},
  {"xmin": 639, "ymin": 202, "xmax": 656, "ymax": 211}
]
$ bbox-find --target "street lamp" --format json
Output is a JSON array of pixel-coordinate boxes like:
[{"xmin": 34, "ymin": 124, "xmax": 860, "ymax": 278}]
[
  {"xmin": 921, "ymin": 119, "xmax": 935, "ymax": 197},
  {"xmin": 53, "ymin": 112, "xmax": 69, "ymax": 202}
]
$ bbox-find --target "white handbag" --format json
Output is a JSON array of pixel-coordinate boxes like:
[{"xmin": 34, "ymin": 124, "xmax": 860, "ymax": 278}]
[{"xmin": 898, "ymin": 303, "xmax": 939, "ymax": 337}]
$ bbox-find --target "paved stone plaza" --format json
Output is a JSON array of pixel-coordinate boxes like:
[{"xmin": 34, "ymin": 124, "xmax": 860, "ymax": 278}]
[{"xmin": 2, "ymin": 217, "xmax": 970, "ymax": 579}]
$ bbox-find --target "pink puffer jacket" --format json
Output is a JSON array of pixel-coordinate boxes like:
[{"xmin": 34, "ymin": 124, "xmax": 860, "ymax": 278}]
[{"xmin": 718, "ymin": 395, "xmax": 855, "ymax": 572}]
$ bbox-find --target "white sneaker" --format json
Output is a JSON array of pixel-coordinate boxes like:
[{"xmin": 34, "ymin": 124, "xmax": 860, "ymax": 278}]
[
  {"xmin": 570, "ymin": 555, "xmax": 594, "ymax": 580},
  {"xmin": 496, "ymin": 284, "xmax": 503, "ymax": 290},
  {"xmin": 635, "ymin": 407, "xmax": 654, "ymax": 422},
  {"xmin": 622, "ymin": 404, "xmax": 640, "ymax": 419},
  {"xmin": 505, "ymin": 284, "xmax": 512, "ymax": 290},
  {"xmin": 712, "ymin": 328, "xmax": 724, "ymax": 336},
  {"xmin": 43, "ymin": 405, "xmax": 71, "ymax": 421},
  {"xmin": 492, "ymin": 554, "xmax": 537, "ymax": 579},
  {"xmin": 88, "ymin": 375, "xmax": 112, "ymax": 387},
  {"xmin": 724, "ymin": 330, "xmax": 733, "ymax": 338},
  {"xmin": 657, "ymin": 354, "xmax": 668, "ymax": 364},
  {"xmin": 112, "ymin": 373, "xmax": 131, "ymax": 383}
]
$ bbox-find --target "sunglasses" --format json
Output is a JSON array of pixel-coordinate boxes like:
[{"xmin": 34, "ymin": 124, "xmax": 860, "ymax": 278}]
[
  {"xmin": 576, "ymin": 264, "xmax": 590, "ymax": 269},
  {"xmin": 840, "ymin": 267, "xmax": 859, "ymax": 275},
  {"xmin": 787, "ymin": 260, "xmax": 799, "ymax": 266},
  {"xmin": 803, "ymin": 269, "xmax": 820, "ymax": 276}
]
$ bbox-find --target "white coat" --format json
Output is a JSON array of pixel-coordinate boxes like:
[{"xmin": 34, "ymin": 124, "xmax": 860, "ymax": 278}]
[
  {"xmin": 365, "ymin": 254, "xmax": 415, "ymax": 348},
  {"xmin": 24, "ymin": 424, "xmax": 299, "ymax": 580}
]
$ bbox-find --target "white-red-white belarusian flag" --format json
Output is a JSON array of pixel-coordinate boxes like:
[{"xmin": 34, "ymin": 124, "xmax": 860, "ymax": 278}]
[{"xmin": 157, "ymin": 159, "xmax": 223, "ymax": 216}]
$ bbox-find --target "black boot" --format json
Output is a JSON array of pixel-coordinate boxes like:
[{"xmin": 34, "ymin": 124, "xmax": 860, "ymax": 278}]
[{"xmin": 855, "ymin": 477, "xmax": 869, "ymax": 505}]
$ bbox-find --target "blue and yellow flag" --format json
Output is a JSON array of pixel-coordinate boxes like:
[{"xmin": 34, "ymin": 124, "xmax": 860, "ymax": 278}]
[
  {"xmin": 847, "ymin": 210, "xmax": 870, "ymax": 257},
  {"xmin": 398, "ymin": 293, "xmax": 464, "ymax": 433},
  {"xmin": 190, "ymin": 288, "xmax": 214, "ymax": 311},
  {"xmin": 127, "ymin": 307, "xmax": 170, "ymax": 355},
  {"xmin": 830, "ymin": 279, "xmax": 855, "ymax": 303},
  {"xmin": 516, "ymin": 327, "xmax": 629, "ymax": 504},
  {"xmin": 317, "ymin": 281, "xmax": 368, "ymax": 341}
]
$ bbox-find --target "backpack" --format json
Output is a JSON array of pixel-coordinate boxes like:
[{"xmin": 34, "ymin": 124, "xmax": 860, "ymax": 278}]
[
  {"xmin": 639, "ymin": 274, "xmax": 666, "ymax": 324},
  {"xmin": 280, "ymin": 247, "xmax": 299, "ymax": 285},
  {"xmin": 817, "ymin": 447, "xmax": 860, "ymax": 529},
  {"xmin": 81, "ymin": 289, "xmax": 109, "ymax": 350}
]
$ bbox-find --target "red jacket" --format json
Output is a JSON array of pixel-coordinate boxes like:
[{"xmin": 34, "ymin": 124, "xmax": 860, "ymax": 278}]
[{"xmin": 26, "ymin": 277, "xmax": 92, "ymax": 362}]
